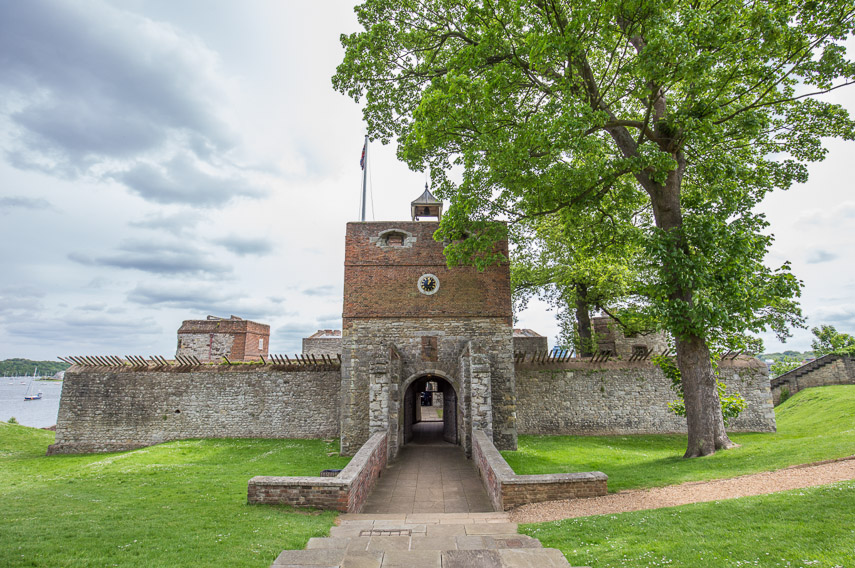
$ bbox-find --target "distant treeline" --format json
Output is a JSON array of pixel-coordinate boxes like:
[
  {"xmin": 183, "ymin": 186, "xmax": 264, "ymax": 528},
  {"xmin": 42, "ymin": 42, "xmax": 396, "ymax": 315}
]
[
  {"xmin": 761, "ymin": 351, "xmax": 816, "ymax": 362},
  {"xmin": 0, "ymin": 359, "xmax": 70, "ymax": 377}
]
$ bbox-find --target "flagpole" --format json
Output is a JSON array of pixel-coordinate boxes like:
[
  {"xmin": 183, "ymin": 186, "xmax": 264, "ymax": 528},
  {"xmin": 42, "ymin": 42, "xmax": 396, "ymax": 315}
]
[{"xmin": 361, "ymin": 135, "xmax": 368, "ymax": 222}]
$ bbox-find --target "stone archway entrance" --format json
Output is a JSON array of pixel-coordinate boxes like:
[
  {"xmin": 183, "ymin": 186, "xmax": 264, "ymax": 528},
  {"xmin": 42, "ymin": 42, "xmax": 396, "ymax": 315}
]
[{"xmin": 402, "ymin": 375, "xmax": 458, "ymax": 445}]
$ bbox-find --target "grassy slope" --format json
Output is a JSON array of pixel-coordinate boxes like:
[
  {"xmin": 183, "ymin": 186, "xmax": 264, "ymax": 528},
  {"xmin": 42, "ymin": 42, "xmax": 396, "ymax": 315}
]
[
  {"xmin": 0, "ymin": 426, "xmax": 351, "ymax": 568},
  {"xmin": 522, "ymin": 480, "xmax": 855, "ymax": 568},
  {"xmin": 503, "ymin": 385, "xmax": 855, "ymax": 492}
]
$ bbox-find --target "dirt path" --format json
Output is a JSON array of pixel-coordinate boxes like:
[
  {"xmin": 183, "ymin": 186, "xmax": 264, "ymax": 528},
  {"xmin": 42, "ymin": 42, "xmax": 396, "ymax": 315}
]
[{"xmin": 510, "ymin": 456, "xmax": 855, "ymax": 524}]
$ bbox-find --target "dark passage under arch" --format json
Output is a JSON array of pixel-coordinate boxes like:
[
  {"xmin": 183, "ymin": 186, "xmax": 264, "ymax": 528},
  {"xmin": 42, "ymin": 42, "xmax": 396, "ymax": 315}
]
[{"xmin": 403, "ymin": 375, "xmax": 458, "ymax": 445}]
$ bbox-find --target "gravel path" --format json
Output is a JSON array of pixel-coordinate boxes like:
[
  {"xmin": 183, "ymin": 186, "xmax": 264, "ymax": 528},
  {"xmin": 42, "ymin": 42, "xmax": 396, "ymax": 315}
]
[{"xmin": 510, "ymin": 456, "xmax": 855, "ymax": 524}]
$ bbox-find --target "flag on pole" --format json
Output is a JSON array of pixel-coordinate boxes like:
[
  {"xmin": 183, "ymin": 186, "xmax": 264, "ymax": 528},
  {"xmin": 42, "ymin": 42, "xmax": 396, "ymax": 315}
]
[{"xmin": 360, "ymin": 140, "xmax": 366, "ymax": 170}]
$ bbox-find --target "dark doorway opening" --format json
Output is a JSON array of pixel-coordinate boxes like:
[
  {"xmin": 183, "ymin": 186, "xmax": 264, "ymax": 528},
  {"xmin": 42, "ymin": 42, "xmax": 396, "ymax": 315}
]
[{"xmin": 403, "ymin": 375, "xmax": 458, "ymax": 445}]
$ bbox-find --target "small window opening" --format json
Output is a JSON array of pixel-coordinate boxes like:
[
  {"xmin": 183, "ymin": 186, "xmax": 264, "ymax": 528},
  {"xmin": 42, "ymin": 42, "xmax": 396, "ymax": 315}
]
[{"xmin": 386, "ymin": 233, "xmax": 405, "ymax": 247}]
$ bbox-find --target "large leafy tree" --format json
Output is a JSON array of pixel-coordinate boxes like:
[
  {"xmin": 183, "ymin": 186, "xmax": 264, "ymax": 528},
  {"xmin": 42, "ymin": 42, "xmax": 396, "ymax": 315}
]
[
  {"xmin": 511, "ymin": 181, "xmax": 650, "ymax": 356},
  {"xmin": 810, "ymin": 324, "xmax": 855, "ymax": 355},
  {"xmin": 334, "ymin": 0, "xmax": 855, "ymax": 457}
]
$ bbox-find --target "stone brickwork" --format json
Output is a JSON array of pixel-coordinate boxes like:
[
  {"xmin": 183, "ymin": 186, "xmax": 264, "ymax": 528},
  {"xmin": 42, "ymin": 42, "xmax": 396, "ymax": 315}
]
[
  {"xmin": 302, "ymin": 330, "xmax": 342, "ymax": 356},
  {"xmin": 512, "ymin": 329, "xmax": 548, "ymax": 354},
  {"xmin": 515, "ymin": 356, "xmax": 775, "ymax": 435},
  {"xmin": 247, "ymin": 432, "xmax": 387, "ymax": 512},
  {"xmin": 592, "ymin": 316, "xmax": 669, "ymax": 359},
  {"xmin": 48, "ymin": 365, "xmax": 340, "ymax": 454},
  {"xmin": 770, "ymin": 354, "xmax": 855, "ymax": 404},
  {"xmin": 340, "ymin": 318, "xmax": 517, "ymax": 456},
  {"xmin": 177, "ymin": 316, "xmax": 270, "ymax": 362},
  {"xmin": 472, "ymin": 430, "xmax": 607, "ymax": 511},
  {"xmin": 340, "ymin": 220, "xmax": 516, "ymax": 457}
]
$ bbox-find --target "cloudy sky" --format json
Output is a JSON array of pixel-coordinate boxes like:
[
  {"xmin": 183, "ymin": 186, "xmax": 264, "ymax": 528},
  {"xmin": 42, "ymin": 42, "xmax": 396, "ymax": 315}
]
[{"xmin": 0, "ymin": 0, "xmax": 853, "ymax": 361}]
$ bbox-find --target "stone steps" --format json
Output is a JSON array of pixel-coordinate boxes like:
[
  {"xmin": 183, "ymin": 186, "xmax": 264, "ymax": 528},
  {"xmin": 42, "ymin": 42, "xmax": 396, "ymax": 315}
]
[{"xmin": 270, "ymin": 513, "xmax": 584, "ymax": 567}]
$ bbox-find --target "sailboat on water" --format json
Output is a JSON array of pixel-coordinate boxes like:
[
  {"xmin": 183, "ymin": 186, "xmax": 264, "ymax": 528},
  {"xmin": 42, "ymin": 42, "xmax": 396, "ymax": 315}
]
[{"xmin": 24, "ymin": 368, "xmax": 42, "ymax": 401}]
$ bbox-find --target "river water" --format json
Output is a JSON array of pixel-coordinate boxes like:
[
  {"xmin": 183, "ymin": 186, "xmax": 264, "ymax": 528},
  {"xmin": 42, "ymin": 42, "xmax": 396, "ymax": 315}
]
[{"xmin": 0, "ymin": 379, "xmax": 63, "ymax": 428}]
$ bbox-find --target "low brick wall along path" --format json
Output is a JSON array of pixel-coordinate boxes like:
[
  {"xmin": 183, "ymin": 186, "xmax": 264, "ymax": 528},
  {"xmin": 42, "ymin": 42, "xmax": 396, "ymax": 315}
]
[{"xmin": 472, "ymin": 430, "xmax": 607, "ymax": 510}]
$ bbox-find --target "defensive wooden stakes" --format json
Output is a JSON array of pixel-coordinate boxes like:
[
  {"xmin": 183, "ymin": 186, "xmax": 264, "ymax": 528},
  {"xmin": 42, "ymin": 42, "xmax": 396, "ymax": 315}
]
[{"xmin": 57, "ymin": 353, "xmax": 341, "ymax": 372}]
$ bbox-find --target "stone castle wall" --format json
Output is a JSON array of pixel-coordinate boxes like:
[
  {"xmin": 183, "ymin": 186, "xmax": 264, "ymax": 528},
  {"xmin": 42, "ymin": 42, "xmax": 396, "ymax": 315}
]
[
  {"xmin": 770, "ymin": 355, "xmax": 855, "ymax": 404},
  {"xmin": 340, "ymin": 317, "xmax": 516, "ymax": 456},
  {"xmin": 176, "ymin": 318, "xmax": 270, "ymax": 362},
  {"xmin": 302, "ymin": 337, "xmax": 342, "ymax": 356},
  {"xmin": 177, "ymin": 333, "xmax": 235, "ymax": 362},
  {"xmin": 48, "ymin": 366, "xmax": 340, "ymax": 454},
  {"xmin": 512, "ymin": 335, "xmax": 548, "ymax": 354},
  {"xmin": 515, "ymin": 356, "xmax": 775, "ymax": 435}
]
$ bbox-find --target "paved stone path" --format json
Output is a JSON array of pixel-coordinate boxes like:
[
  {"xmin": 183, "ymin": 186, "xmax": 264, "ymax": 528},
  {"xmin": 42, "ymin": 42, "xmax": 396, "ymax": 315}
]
[
  {"xmin": 269, "ymin": 421, "xmax": 582, "ymax": 567},
  {"xmin": 362, "ymin": 423, "xmax": 493, "ymax": 514},
  {"xmin": 271, "ymin": 512, "xmax": 577, "ymax": 567}
]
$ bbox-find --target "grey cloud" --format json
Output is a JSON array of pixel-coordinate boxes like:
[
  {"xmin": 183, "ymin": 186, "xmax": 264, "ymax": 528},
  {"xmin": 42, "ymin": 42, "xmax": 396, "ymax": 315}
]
[
  {"xmin": 272, "ymin": 323, "xmax": 317, "ymax": 353},
  {"xmin": 115, "ymin": 154, "xmax": 266, "ymax": 206},
  {"xmin": 0, "ymin": 286, "xmax": 46, "ymax": 319},
  {"xmin": 806, "ymin": 249, "xmax": 839, "ymax": 264},
  {"xmin": 302, "ymin": 285, "xmax": 337, "ymax": 297},
  {"xmin": 130, "ymin": 211, "xmax": 204, "ymax": 235},
  {"xmin": 127, "ymin": 283, "xmax": 284, "ymax": 322},
  {"xmin": 0, "ymin": 196, "xmax": 55, "ymax": 212},
  {"xmin": 315, "ymin": 314, "xmax": 342, "ymax": 328},
  {"xmin": 213, "ymin": 235, "xmax": 276, "ymax": 256},
  {"xmin": 9, "ymin": 313, "xmax": 162, "ymax": 348},
  {"xmin": 809, "ymin": 306, "xmax": 855, "ymax": 331},
  {"xmin": 798, "ymin": 202, "xmax": 855, "ymax": 225},
  {"xmin": 69, "ymin": 239, "xmax": 232, "ymax": 276},
  {"xmin": 0, "ymin": 1, "xmax": 230, "ymax": 163},
  {"xmin": 272, "ymin": 314, "xmax": 341, "ymax": 354},
  {"xmin": 0, "ymin": 1, "xmax": 264, "ymax": 205}
]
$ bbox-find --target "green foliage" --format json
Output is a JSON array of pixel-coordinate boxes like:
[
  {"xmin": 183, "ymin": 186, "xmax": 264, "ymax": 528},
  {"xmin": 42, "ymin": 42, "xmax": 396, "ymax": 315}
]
[
  {"xmin": 779, "ymin": 386, "xmax": 791, "ymax": 404},
  {"xmin": 331, "ymin": 0, "xmax": 855, "ymax": 348},
  {"xmin": 653, "ymin": 353, "xmax": 746, "ymax": 426},
  {"xmin": 7, "ymin": 416, "xmax": 18, "ymax": 424},
  {"xmin": 522, "ymin": 481, "xmax": 855, "ymax": 568},
  {"xmin": 0, "ymin": 428, "xmax": 350, "ymax": 567},
  {"xmin": 502, "ymin": 385, "xmax": 855, "ymax": 492},
  {"xmin": 0, "ymin": 358, "xmax": 70, "ymax": 377},
  {"xmin": 770, "ymin": 356, "xmax": 804, "ymax": 378},
  {"xmin": 810, "ymin": 324, "xmax": 855, "ymax": 356},
  {"xmin": 763, "ymin": 350, "xmax": 815, "ymax": 363}
]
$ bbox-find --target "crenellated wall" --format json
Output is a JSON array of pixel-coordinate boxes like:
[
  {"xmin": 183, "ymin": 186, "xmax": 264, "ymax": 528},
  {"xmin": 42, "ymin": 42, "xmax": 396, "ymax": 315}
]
[
  {"xmin": 515, "ymin": 356, "xmax": 775, "ymax": 435},
  {"xmin": 48, "ymin": 365, "xmax": 340, "ymax": 455}
]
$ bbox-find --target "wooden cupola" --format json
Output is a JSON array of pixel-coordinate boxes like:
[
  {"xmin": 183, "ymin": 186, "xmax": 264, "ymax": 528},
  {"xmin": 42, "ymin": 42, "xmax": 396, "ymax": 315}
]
[{"xmin": 411, "ymin": 184, "xmax": 443, "ymax": 221}]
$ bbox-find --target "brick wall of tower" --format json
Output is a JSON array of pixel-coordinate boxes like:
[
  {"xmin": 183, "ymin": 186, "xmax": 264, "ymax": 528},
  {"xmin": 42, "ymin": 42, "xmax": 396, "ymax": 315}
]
[
  {"xmin": 340, "ymin": 221, "xmax": 517, "ymax": 455},
  {"xmin": 342, "ymin": 222, "xmax": 512, "ymax": 321},
  {"xmin": 176, "ymin": 319, "xmax": 270, "ymax": 362}
]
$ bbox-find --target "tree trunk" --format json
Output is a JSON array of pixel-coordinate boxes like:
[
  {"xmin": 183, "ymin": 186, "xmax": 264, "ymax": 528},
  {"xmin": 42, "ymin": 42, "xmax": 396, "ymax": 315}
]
[
  {"xmin": 647, "ymin": 160, "xmax": 736, "ymax": 458},
  {"xmin": 575, "ymin": 283, "xmax": 594, "ymax": 357}
]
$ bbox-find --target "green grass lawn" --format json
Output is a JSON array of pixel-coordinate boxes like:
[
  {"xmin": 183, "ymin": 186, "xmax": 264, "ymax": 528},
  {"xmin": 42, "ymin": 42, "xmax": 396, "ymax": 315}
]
[
  {"xmin": 521, "ymin": 480, "xmax": 855, "ymax": 568},
  {"xmin": 503, "ymin": 385, "xmax": 855, "ymax": 492},
  {"xmin": 0, "ymin": 425, "xmax": 351, "ymax": 568}
]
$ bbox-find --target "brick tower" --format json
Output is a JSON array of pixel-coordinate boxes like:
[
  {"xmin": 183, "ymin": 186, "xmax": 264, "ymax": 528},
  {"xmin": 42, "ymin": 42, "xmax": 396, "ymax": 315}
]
[{"xmin": 339, "ymin": 189, "xmax": 517, "ymax": 456}]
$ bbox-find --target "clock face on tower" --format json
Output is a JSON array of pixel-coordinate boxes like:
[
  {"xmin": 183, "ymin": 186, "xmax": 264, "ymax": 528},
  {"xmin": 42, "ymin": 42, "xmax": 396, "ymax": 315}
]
[{"xmin": 418, "ymin": 274, "xmax": 440, "ymax": 295}]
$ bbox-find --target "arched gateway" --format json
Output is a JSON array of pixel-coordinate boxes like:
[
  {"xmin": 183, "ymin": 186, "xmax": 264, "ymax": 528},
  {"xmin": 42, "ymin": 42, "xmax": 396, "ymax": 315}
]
[
  {"xmin": 402, "ymin": 374, "xmax": 458, "ymax": 445},
  {"xmin": 338, "ymin": 188, "xmax": 518, "ymax": 458}
]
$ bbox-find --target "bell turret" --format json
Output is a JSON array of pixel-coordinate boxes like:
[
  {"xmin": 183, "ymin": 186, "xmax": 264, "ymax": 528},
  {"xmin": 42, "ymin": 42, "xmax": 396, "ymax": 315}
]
[{"xmin": 411, "ymin": 184, "xmax": 443, "ymax": 221}]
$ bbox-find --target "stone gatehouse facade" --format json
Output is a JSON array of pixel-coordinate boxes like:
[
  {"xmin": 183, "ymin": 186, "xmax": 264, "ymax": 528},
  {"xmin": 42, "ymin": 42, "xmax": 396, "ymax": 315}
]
[{"xmin": 49, "ymin": 197, "xmax": 777, "ymax": 456}]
